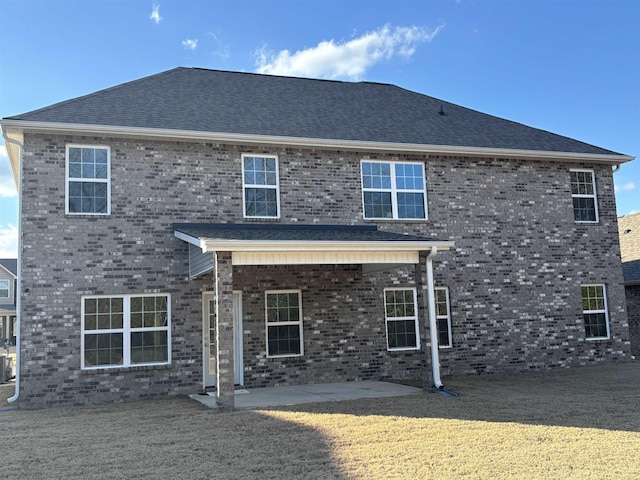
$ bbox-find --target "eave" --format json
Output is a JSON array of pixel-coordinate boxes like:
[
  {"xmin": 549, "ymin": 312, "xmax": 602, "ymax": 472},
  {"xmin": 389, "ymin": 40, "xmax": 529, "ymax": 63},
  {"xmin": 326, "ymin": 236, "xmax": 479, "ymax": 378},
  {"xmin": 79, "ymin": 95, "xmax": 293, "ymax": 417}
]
[{"xmin": 1, "ymin": 120, "xmax": 634, "ymax": 165}]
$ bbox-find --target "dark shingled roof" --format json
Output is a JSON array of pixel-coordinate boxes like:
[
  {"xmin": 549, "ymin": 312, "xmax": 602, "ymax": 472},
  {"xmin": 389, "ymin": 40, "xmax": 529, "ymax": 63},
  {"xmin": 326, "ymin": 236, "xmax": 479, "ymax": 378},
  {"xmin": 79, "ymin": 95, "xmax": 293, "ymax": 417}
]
[
  {"xmin": 4, "ymin": 67, "xmax": 624, "ymax": 156},
  {"xmin": 619, "ymin": 213, "xmax": 640, "ymax": 284},
  {"xmin": 0, "ymin": 259, "xmax": 17, "ymax": 277},
  {"xmin": 173, "ymin": 223, "xmax": 445, "ymax": 243}
]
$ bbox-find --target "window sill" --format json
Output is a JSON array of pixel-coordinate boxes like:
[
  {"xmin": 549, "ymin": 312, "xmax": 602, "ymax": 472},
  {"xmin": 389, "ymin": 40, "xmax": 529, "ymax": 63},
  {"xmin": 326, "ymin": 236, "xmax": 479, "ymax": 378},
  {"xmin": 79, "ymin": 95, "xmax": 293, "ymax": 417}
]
[{"xmin": 81, "ymin": 363, "xmax": 171, "ymax": 374}]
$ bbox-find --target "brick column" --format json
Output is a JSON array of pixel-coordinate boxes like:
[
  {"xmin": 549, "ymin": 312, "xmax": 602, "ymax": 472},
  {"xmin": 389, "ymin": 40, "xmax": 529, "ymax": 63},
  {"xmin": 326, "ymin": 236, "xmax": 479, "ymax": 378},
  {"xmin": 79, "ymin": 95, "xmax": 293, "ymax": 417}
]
[
  {"xmin": 214, "ymin": 251, "xmax": 235, "ymax": 410},
  {"xmin": 416, "ymin": 253, "xmax": 434, "ymax": 390}
]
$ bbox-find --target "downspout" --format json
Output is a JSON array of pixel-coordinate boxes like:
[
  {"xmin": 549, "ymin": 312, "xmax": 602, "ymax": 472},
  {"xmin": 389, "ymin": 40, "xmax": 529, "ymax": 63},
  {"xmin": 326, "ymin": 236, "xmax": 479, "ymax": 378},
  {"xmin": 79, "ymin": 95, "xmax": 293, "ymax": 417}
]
[
  {"xmin": 3, "ymin": 134, "xmax": 23, "ymax": 403},
  {"xmin": 426, "ymin": 246, "xmax": 443, "ymax": 389}
]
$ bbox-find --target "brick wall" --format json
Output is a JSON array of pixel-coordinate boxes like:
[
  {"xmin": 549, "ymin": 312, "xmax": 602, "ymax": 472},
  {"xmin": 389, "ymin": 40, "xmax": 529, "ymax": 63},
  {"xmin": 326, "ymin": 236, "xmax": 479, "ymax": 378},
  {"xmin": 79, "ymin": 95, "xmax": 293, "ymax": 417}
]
[{"xmin": 17, "ymin": 134, "xmax": 630, "ymax": 408}]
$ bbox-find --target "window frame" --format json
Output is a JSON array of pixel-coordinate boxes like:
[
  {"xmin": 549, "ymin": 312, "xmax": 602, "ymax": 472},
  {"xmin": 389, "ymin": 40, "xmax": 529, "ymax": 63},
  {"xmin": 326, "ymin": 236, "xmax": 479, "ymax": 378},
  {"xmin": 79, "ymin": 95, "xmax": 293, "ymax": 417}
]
[
  {"xmin": 570, "ymin": 169, "xmax": 599, "ymax": 223},
  {"xmin": 0, "ymin": 280, "xmax": 9, "ymax": 299},
  {"xmin": 265, "ymin": 289, "xmax": 304, "ymax": 358},
  {"xmin": 360, "ymin": 160, "xmax": 428, "ymax": 221},
  {"xmin": 65, "ymin": 144, "xmax": 111, "ymax": 216},
  {"xmin": 435, "ymin": 287, "xmax": 452, "ymax": 349},
  {"xmin": 241, "ymin": 153, "xmax": 281, "ymax": 219},
  {"xmin": 580, "ymin": 284, "xmax": 610, "ymax": 341},
  {"xmin": 383, "ymin": 287, "xmax": 420, "ymax": 351},
  {"xmin": 81, "ymin": 293, "xmax": 171, "ymax": 370}
]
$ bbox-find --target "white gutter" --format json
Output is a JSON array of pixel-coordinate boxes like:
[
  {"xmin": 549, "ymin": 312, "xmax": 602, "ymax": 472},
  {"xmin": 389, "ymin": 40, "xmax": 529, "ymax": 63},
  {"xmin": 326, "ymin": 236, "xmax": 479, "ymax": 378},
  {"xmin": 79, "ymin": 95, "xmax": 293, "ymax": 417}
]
[
  {"xmin": 2, "ymin": 134, "xmax": 22, "ymax": 403},
  {"xmin": 1, "ymin": 119, "xmax": 634, "ymax": 165},
  {"xmin": 425, "ymin": 246, "xmax": 443, "ymax": 389}
]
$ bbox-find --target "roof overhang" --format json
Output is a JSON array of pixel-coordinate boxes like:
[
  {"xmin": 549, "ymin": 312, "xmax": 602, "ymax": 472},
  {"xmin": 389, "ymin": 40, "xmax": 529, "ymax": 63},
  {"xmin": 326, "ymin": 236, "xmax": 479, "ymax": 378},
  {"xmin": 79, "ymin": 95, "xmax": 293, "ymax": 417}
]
[{"xmin": 1, "ymin": 120, "xmax": 634, "ymax": 165}]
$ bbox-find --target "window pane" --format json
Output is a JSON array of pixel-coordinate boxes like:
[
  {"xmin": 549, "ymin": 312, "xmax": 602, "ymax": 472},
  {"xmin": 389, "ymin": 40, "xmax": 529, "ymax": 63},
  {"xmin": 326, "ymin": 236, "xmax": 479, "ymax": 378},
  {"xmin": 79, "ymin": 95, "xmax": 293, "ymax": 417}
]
[
  {"xmin": 364, "ymin": 191, "xmax": 392, "ymax": 218},
  {"xmin": 573, "ymin": 198, "xmax": 596, "ymax": 222},
  {"xmin": 245, "ymin": 187, "xmax": 278, "ymax": 217},
  {"xmin": 84, "ymin": 333, "xmax": 123, "ymax": 366},
  {"xmin": 437, "ymin": 318, "xmax": 451, "ymax": 347},
  {"xmin": 362, "ymin": 162, "xmax": 391, "ymax": 189},
  {"xmin": 387, "ymin": 320, "xmax": 417, "ymax": 349},
  {"xmin": 584, "ymin": 313, "xmax": 607, "ymax": 338},
  {"xmin": 395, "ymin": 163, "xmax": 424, "ymax": 190},
  {"xmin": 397, "ymin": 193, "xmax": 425, "ymax": 219},
  {"xmin": 267, "ymin": 325, "xmax": 301, "ymax": 356},
  {"xmin": 131, "ymin": 331, "xmax": 168, "ymax": 364}
]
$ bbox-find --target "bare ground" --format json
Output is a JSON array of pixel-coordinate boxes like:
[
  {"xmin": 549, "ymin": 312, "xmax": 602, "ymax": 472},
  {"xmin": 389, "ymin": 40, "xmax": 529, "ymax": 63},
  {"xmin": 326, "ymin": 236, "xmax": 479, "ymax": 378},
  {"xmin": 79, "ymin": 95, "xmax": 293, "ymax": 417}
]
[{"xmin": 1, "ymin": 362, "xmax": 639, "ymax": 479}]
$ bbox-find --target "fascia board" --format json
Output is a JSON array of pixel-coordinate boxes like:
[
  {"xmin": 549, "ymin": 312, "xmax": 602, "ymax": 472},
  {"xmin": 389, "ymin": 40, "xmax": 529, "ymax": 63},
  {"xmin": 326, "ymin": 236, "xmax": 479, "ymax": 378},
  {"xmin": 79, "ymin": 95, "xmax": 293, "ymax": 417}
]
[
  {"xmin": 199, "ymin": 239, "xmax": 455, "ymax": 253},
  {"xmin": 1, "ymin": 119, "xmax": 634, "ymax": 165},
  {"xmin": 0, "ymin": 129, "xmax": 23, "ymax": 187}
]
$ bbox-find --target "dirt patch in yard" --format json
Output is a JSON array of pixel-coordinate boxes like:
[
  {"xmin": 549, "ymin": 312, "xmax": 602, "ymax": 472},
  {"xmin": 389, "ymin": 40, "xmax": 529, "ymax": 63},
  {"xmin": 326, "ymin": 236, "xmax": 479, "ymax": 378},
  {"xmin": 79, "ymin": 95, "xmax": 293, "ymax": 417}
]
[{"xmin": 1, "ymin": 362, "xmax": 639, "ymax": 479}]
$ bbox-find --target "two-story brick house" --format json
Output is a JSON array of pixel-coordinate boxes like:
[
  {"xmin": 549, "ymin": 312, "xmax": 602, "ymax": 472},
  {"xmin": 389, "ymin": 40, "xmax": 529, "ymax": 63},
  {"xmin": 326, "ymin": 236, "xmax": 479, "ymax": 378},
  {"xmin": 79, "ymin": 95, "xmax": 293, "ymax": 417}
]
[{"xmin": 1, "ymin": 67, "xmax": 634, "ymax": 409}]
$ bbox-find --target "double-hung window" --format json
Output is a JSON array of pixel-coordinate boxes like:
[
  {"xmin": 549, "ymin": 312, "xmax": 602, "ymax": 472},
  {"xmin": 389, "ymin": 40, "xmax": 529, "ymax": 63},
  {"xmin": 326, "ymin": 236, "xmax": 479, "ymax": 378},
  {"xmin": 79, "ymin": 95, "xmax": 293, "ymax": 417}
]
[
  {"xmin": 581, "ymin": 284, "xmax": 610, "ymax": 340},
  {"xmin": 361, "ymin": 161, "xmax": 427, "ymax": 220},
  {"xmin": 570, "ymin": 169, "xmax": 598, "ymax": 223},
  {"xmin": 384, "ymin": 288, "xmax": 419, "ymax": 350},
  {"xmin": 66, "ymin": 145, "xmax": 110, "ymax": 215},
  {"xmin": 266, "ymin": 290, "xmax": 303, "ymax": 357},
  {"xmin": 435, "ymin": 287, "xmax": 452, "ymax": 348},
  {"xmin": 81, "ymin": 294, "xmax": 171, "ymax": 369},
  {"xmin": 0, "ymin": 280, "xmax": 8, "ymax": 299},
  {"xmin": 242, "ymin": 154, "xmax": 280, "ymax": 218}
]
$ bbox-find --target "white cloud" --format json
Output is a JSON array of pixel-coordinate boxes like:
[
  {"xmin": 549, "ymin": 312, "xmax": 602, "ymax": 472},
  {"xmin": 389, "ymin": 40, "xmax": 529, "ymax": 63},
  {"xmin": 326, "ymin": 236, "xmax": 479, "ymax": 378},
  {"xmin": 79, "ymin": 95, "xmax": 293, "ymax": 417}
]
[
  {"xmin": 615, "ymin": 181, "xmax": 636, "ymax": 193},
  {"xmin": 150, "ymin": 4, "xmax": 161, "ymax": 24},
  {"xmin": 0, "ymin": 145, "xmax": 17, "ymax": 197},
  {"xmin": 182, "ymin": 39, "xmax": 198, "ymax": 50},
  {"xmin": 255, "ymin": 23, "xmax": 445, "ymax": 80},
  {"xmin": 0, "ymin": 224, "xmax": 17, "ymax": 258}
]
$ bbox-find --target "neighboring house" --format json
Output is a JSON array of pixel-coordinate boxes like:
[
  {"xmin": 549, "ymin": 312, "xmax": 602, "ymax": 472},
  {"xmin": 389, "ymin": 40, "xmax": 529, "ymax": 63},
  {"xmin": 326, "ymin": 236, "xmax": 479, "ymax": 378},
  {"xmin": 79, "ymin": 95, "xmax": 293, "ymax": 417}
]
[
  {"xmin": 0, "ymin": 67, "xmax": 634, "ymax": 409},
  {"xmin": 0, "ymin": 259, "xmax": 17, "ymax": 346},
  {"xmin": 618, "ymin": 213, "xmax": 640, "ymax": 357}
]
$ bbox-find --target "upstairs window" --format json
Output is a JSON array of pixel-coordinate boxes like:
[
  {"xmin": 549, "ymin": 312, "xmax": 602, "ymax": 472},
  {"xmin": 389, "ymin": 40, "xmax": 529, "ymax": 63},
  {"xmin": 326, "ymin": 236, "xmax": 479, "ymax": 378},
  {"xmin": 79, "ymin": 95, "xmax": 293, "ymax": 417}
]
[
  {"xmin": 0, "ymin": 280, "xmax": 8, "ymax": 299},
  {"xmin": 66, "ymin": 145, "xmax": 110, "ymax": 215},
  {"xmin": 581, "ymin": 284, "xmax": 610, "ymax": 340},
  {"xmin": 242, "ymin": 154, "xmax": 280, "ymax": 218},
  {"xmin": 570, "ymin": 169, "xmax": 598, "ymax": 223},
  {"xmin": 361, "ymin": 161, "xmax": 427, "ymax": 220}
]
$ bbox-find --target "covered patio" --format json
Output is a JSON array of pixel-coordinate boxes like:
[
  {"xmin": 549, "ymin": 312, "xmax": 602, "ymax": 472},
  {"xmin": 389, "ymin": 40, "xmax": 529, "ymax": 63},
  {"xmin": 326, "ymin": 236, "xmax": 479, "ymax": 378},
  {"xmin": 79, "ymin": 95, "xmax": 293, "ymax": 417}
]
[{"xmin": 174, "ymin": 223, "xmax": 454, "ymax": 410}]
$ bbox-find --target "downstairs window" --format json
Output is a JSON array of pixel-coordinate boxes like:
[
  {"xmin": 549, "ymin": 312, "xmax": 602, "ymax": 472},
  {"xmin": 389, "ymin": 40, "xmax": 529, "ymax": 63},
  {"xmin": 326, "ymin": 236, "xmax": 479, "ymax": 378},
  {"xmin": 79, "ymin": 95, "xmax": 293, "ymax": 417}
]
[{"xmin": 81, "ymin": 294, "xmax": 171, "ymax": 369}]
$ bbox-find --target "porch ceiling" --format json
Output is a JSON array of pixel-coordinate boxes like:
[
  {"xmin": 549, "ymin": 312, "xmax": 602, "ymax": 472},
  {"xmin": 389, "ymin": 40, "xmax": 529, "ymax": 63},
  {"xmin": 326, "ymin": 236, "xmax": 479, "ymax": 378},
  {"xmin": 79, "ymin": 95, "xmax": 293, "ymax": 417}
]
[{"xmin": 173, "ymin": 223, "xmax": 454, "ymax": 267}]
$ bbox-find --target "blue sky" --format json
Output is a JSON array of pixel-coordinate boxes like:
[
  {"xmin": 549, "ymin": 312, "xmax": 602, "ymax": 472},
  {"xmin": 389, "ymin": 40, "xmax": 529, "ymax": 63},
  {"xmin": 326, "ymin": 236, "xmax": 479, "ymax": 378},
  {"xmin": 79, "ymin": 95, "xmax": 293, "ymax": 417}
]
[{"xmin": 0, "ymin": 0, "xmax": 638, "ymax": 256}]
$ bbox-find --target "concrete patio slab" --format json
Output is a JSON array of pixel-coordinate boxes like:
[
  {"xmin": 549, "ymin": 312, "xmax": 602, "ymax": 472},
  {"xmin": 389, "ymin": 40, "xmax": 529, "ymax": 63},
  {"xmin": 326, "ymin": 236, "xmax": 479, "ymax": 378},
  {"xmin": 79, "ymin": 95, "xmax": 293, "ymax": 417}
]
[{"xmin": 189, "ymin": 380, "xmax": 423, "ymax": 410}]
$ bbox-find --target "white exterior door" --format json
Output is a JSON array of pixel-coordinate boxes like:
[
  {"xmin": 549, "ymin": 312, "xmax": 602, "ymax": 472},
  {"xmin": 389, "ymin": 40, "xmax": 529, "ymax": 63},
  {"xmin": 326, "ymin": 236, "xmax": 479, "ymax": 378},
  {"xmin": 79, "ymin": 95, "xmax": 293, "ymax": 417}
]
[{"xmin": 202, "ymin": 291, "xmax": 243, "ymax": 388}]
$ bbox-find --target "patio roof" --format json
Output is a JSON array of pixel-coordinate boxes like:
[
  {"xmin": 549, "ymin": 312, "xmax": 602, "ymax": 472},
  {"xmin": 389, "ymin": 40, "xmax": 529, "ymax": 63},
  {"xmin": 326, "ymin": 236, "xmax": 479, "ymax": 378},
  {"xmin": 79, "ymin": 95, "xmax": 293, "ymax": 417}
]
[{"xmin": 173, "ymin": 223, "xmax": 454, "ymax": 273}]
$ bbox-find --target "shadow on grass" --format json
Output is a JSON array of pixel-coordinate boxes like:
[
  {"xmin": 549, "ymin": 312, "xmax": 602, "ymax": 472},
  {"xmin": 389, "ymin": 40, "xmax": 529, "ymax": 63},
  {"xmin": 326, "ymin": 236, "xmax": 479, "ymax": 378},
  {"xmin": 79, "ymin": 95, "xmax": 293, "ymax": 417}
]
[
  {"xmin": 0, "ymin": 395, "xmax": 349, "ymax": 480},
  {"xmin": 266, "ymin": 362, "xmax": 640, "ymax": 433}
]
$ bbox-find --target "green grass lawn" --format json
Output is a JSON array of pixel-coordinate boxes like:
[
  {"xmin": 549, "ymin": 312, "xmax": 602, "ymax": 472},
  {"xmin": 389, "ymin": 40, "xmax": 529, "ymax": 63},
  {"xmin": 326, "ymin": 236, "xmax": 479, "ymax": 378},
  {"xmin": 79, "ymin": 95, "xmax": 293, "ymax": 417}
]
[{"xmin": 1, "ymin": 362, "xmax": 639, "ymax": 479}]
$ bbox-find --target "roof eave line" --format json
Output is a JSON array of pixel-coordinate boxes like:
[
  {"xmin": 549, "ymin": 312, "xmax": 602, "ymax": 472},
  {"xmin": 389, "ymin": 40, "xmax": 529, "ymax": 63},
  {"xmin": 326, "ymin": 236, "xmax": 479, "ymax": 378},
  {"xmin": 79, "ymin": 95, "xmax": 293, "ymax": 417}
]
[{"xmin": 1, "ymin": 120, "xmax": 633, "ymax": 165}]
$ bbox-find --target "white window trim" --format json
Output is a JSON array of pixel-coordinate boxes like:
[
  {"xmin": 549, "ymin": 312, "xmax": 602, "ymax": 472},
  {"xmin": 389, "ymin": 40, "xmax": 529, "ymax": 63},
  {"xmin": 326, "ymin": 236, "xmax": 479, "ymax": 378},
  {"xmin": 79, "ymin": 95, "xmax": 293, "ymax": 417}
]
[
  {"xmin": 570, "ymin": 169, "xmax": 599, "ymax": 223},
  {"xmin": 581, "ymin": 284, "xmax": 610, "ymax": 341},
  {"xmin": 265, "ymin": 289, "xmax": 304, "ymax": 358},
  {"xmin": 361, "ymin": 160, "xmax": 428, "ymax": 221},
  {"xmin": 0, "ymin": 280, "xmax": 9, "ymax": 299},
  {"xmin": 81, "ymin": 293, "xmax": 171, "ymax": 370},
  {"xmin": 383, "ymin": 287, "xmax": 420, "ymax": 351},
  {"xmin": 65, "ymin": 144, "xmax": 111, "ymax": 216},
  {"xmin": 241, "ymin": 153, "xmax": 281, "ymax": 219},
  {"xmin": 435, "ymin": 287, "xmax": 452, "ymax": 349}
]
